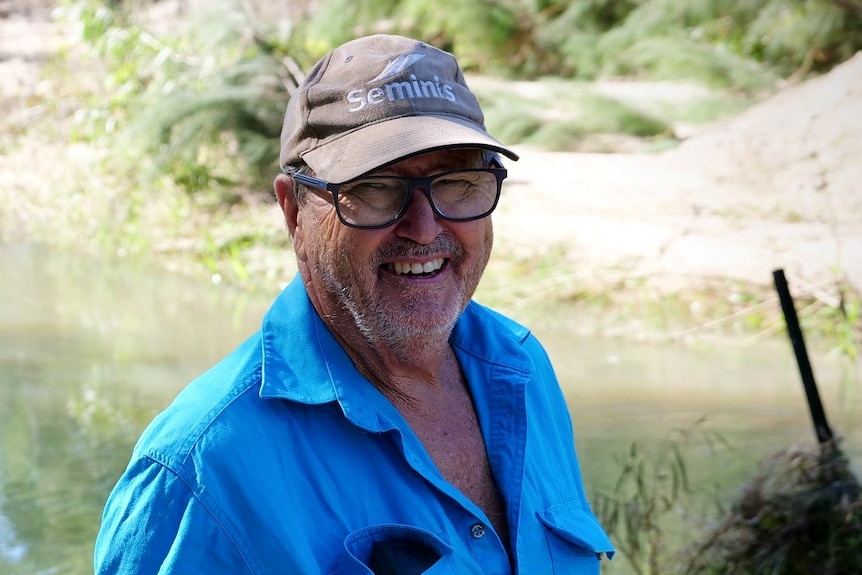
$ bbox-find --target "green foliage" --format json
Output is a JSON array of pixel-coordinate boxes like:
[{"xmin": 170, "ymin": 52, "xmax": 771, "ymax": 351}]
[
  {"xmin": 779, "ymin": 278, "xmax": 862, "ymax": 363},
  {"xmin": 745, "ymin": 0, "xmax": 862, "ymax": 76},
  {"xmin": 55, "ymin": 0, "xmax": 862, "ymax": 203},
  {"xmin": 308, "ymin": 0, "xmax": 400, "ymax": 46},
  {"xmin": 57, "ymin": 0, "xmax": 164, "ymax": 140},
  {"xmin": 476, "ymin": 78, "xmax": 669, "ymax": 151},
  {"xmin": 310, "ymin": 0, "xmax": 861, "ymax": 84},
  {"xmin": 58, "ymin": 0, "xmax": 313, "ymax": 200},
  {"xmin": 308, "ymin": 0, "xmax": 530, "ymax": 74},
  {"xmin": 538, "ymin": 0, "xmax": 642, "ymax": 78},
  {"xmin": 837, "ymin": 296, "xmax": 860, "ymax": 361},
  {"xmin": 592, "ymin": 419, "xmax": 732, "ymax": 575},
  {"xmin": 820, "ymin": 280, "xmax": 861, "ymax": 362},
  {"xmin": 399, "ymin": 0, "xmax": 521, "ymax": 72},
  {"xmin": 546, "ymin": 0, "xmax": 861, "ymax": 82}
]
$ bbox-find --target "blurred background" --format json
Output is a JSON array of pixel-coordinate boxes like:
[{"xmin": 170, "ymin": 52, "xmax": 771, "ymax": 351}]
[{"xmin": 1, "ymin": 0, "xmax": 861, "ymax": 573}]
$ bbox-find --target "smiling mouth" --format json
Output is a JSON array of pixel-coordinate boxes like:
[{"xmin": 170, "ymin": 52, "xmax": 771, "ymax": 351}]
[{"xmin": 385, "ymin": 257, "xmax": 446, "ymax": 276}]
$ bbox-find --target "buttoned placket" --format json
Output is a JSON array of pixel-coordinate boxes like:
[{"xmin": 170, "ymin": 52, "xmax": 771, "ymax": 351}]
[
  {"xmin": 456, "ymin": 353, "xmax": 530, "ymax": 573},
  {"xmin": 371, "ymin": 395, "xmax": 513, "ymax": 573}
]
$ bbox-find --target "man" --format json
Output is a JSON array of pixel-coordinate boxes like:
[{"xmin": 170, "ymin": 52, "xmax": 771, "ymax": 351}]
[{"xmin": 94, "ymin": 34, "xmax": 614, "ymax": 574}]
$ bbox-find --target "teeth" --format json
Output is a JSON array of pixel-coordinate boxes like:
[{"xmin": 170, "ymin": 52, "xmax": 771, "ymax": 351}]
[{"xmin": 391, "ymin": 258, "xmax": 444, "ymax": 275}]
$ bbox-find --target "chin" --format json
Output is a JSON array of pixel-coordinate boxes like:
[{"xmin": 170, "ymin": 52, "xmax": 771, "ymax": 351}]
[{"xmin": 372, "ymin": 309, "xmax": 459, "ymax": 348}]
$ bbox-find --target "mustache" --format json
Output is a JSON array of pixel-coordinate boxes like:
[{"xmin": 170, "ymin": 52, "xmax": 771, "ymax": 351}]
[{"xmin": 373, "ymin": 234, "xmax": 463, "ymax": 264}]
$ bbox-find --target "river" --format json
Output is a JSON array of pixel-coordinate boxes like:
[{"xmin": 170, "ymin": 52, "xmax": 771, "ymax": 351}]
[{"xmin": 1, "ymin": 242, "xmax": 859, "ymax": 574}]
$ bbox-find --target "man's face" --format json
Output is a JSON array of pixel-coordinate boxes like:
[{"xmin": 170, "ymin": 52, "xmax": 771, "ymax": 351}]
[{"xmin": 292, "ymin": 149, "xmax": 494, "ymax": 349}]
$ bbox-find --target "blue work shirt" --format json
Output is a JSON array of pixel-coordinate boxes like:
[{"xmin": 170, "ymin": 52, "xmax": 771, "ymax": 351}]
[{"xmin": 94, "ymin": 275, "xmax": 614, "ymax": 574}]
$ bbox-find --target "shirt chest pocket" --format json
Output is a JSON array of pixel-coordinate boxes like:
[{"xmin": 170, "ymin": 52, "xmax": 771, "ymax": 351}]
[
  {"xmin": 334, "ymin": 524, "xmax": 457, "ymax": 575},
  {"xmin": 537, "ymin": 502, "xmax": 615, "ymax": 575}
]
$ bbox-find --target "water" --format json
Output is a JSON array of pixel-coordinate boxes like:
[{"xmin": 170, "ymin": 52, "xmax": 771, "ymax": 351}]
[{"xmin": 1, "ymin": 243, "xmax": 859, "ymax": 574}]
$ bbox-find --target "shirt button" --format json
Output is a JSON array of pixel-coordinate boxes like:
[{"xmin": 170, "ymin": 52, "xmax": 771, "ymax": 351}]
[{"xmin": 470, "ymin": 523, "xmax": 486, "ymax": 539}]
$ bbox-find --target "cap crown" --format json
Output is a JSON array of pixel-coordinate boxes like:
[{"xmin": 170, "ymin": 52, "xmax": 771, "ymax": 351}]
[{"xmin": 279, "ymin": 35, "xmax": 516, "ymax": 182}]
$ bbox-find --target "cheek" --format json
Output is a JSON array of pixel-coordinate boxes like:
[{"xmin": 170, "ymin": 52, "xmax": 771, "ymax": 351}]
[
  {"xmin": 479, "ymin": 225, "xmax": 494, "ymax": 268},
  {"xmin": 459, "ymin": 220, "xmax": 493, "ymax": 258},
  {"xmin": 461, "ymin": 221, "xmax": 494, "ymax": 279},
  {"xmin": 299, "ymin": 206, "xmax": 383, "ymax": 282},
  {"xmin": 294, "ymin": 202, "xmax": 342, "ymax": 262}
]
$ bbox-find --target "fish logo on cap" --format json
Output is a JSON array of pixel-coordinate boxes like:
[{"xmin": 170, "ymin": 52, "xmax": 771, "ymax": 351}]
[{"xmin": 367, "ymin": 54, "xmax": 426, "ymax": 84}]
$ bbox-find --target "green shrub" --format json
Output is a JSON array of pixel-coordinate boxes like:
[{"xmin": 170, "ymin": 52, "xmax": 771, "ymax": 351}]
[{"xmin": 58, "ymin": 0, "xmax": 315, "ymax": 200}]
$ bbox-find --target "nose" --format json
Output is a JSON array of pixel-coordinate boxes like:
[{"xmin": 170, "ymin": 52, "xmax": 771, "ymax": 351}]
[{"xmin": 393, "ymin": 187, "xmax": 441, "ymax": 244}]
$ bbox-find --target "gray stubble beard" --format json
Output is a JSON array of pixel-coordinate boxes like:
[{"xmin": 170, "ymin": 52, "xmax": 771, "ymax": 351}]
[{"xmin": 319, "ymin": 233, "xmax": 491, "ymax": 360}]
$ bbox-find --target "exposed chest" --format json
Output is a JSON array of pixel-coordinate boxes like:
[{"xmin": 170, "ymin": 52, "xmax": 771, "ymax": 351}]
[{"xmin": 400, "ymin": 388, "xmax": 510, "ymax": 547}]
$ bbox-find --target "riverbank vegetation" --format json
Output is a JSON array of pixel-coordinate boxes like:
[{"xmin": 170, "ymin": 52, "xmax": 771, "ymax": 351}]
[
  {"xmin": 1, "ymin": 0, "xmax": 841, "ymax": 351},
  {"xmin": 55, "ymin": 0, "xmax": 862, "ymax": 199},
  {"xmin": 593, "ymin": 421, "xmax": 862, "ymax": 574}
]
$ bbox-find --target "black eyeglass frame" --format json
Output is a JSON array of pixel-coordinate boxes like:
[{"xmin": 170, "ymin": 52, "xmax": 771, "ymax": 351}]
[{"xmin": 289, "ymin": 167, "xmax": 508, "ymax": 230}]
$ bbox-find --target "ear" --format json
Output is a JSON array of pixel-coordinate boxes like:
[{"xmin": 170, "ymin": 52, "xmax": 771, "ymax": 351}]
[
  {"xmin": 274, "ymin": 173, "xmax": 307, "ymax": 262},
  {"xmin": 274, "ymin": 173, "xmax": 298, "ymax": 236}
]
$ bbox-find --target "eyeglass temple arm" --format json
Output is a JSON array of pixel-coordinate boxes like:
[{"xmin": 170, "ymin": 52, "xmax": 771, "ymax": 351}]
[{"xmin": 290, "ymin": 172, "xmax": 331, "ymax": 191}]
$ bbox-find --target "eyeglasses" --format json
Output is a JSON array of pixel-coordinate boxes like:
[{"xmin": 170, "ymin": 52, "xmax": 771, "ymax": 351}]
[{"xmin": 290, "ymin": 168, "xmax": 507, "ymax": 229}]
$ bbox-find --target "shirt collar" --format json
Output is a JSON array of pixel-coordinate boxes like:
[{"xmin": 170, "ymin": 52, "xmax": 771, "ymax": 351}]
[
  {"xmin": 260, "ymin": 276, "xmax": 401, "ymax": 433},
  {"xmin": 260, "ymin": 275, "xmax": 344, "ymax": 404},
  {"xmin": 259, "ymin": 275, "xmax": 534, "ymax": 422}
]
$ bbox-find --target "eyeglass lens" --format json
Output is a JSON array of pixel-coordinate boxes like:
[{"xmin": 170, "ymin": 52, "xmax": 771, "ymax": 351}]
[{"xmin": 335, "ymin": 170, "xmax": 501, "ymax": 227}]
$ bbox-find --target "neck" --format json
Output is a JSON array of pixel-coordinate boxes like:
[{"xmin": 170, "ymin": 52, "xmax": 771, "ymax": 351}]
[{"xmin": 340, "ymin": 327, "xmax": 456, "ymax": 407}]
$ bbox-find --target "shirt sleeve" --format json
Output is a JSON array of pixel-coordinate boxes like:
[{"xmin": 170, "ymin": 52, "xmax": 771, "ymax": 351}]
[{"xmin": 94, "ymin": 455, "xmax": 253, "ymax": 575}]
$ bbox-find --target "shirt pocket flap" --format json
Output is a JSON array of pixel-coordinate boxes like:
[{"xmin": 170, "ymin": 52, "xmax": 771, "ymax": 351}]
[
  {"xmin": 337, "ymin": 524, "xmax": 455, "ymax": 575},
  {"xmin": 537, "ymin": 501, "xmax": 615, "ymax": 559}
]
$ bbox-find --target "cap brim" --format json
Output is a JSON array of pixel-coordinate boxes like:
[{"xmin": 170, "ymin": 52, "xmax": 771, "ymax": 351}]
[{"xmin": 300, "ymin": 115, "xmax": 519, "ymax": 182}]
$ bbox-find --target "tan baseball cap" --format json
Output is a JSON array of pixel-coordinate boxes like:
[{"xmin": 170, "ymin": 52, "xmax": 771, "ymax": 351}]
[{"xmin": 279, "ymin": 34, "xmax": 519, "ymax": 182}]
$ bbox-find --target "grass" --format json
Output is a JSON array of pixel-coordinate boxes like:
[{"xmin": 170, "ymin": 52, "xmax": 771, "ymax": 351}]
[{"xmin": 476, "ymin": 238, "xmax": 860, "ymax": 362}]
